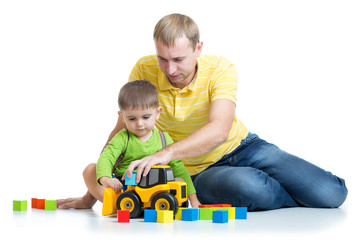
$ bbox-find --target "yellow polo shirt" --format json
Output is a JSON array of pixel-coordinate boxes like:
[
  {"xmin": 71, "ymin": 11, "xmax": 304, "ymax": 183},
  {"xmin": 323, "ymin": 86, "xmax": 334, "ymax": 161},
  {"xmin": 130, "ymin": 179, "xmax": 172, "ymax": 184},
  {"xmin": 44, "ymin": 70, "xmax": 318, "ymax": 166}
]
[{"xmin": 128, "ymin": 55, "xmax": 249, "ymax": 175}]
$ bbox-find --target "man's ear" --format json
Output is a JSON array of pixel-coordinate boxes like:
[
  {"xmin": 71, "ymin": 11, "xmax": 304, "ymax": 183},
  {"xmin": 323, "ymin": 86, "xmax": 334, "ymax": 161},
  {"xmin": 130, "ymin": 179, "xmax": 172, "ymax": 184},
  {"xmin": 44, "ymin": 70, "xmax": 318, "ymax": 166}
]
[{"xmin": 195, "ymin": 41, "xmax": 203, "ymax": 57}]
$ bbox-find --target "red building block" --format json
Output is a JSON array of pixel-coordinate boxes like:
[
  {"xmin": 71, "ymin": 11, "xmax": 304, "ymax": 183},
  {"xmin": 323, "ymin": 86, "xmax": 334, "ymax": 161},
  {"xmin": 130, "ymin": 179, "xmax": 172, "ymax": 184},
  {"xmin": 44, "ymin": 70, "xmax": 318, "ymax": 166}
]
[
  {"xmin": 36, "ymin": 199, "xmax": 46, "ymax": 209},
  {"xmin": 199, "ymin": 204, "xmax": 223, "ymax": 208},
  {"xmin": 219, "ymin": 204, "xmax": 232, "ymax": 207},
  {"xmin": 32, "ymin": 198, "xmax": 38, "ymax": 208},
  {"xmin": 117, "ymin": 210, "xmax": 130, "ymax": 223}
]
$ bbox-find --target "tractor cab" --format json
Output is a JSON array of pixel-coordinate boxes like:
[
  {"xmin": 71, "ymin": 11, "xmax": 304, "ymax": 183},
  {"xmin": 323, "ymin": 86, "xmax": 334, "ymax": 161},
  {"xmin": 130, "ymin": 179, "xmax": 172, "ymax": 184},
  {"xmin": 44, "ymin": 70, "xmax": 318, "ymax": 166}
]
[{"xmin": 138, "ymin": 166, "xmax": 175, "ymax": 188}]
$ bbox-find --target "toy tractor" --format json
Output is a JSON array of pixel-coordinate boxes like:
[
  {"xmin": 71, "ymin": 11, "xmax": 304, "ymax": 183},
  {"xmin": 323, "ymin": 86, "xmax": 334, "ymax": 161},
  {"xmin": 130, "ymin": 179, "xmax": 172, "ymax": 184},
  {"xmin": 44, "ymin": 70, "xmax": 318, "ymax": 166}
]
[{"xmin": 102, "ymin": 165, "xmax": 187, "ymax": 218}]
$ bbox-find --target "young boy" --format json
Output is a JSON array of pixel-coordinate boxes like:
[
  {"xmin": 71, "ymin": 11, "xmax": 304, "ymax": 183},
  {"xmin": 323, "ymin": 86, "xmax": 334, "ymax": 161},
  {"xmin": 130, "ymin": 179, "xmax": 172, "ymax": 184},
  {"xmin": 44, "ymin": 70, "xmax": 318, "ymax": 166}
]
[{"xmin": 96, "ymin": 80, "xmax": 199, "ymax": 206}]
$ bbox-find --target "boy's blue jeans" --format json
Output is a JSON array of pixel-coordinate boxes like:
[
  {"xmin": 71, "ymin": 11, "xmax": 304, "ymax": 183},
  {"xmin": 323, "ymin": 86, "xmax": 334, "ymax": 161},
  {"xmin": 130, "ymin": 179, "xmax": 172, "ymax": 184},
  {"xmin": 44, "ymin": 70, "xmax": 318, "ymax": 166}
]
[{"xmin": 191, "ymin": 133, "xmax": 348, "ymax": 211}]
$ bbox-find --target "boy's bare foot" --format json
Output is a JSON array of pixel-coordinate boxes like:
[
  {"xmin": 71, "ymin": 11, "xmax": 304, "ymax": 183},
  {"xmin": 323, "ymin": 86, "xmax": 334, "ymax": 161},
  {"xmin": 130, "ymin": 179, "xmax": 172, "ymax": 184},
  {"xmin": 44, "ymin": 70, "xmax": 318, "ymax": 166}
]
[{"xmin": 57, "ymin": 191, "xmax": 97, "ymax": 209}]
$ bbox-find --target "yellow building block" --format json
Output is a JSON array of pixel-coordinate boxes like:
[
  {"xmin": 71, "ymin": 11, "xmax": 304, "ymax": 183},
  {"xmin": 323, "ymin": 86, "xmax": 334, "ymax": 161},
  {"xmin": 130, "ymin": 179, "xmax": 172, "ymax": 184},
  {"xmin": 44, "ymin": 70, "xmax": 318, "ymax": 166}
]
[
  {"xmin": 157, "ymin": 210, "xmax": 174, "ymax": 223},
  {"xmin": 214, "ymin": 207, "xmax": 235, "ymax": 219},
  {"xmin": 228, "ymin": 207, "xmax": 235, "ymax": 219},
  {"xmin": 175, "ymin": 207, "xmax": 185, "ymax": 220}
]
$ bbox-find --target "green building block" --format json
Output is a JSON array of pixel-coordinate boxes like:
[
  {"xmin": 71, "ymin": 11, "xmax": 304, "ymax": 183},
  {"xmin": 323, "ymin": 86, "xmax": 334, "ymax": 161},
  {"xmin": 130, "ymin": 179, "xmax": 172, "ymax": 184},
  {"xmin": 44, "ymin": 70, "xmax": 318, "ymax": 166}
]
[
  {"xmin": 13, "ymin": 200, "xmax": 27, "ymax": 211},
  {"xmin": 199, "ymin": 207, "xmax": 213, "ymax": 220},
  {"xmin": 45, "ymin": 200, "xmax": 57, "ymax": 210}
]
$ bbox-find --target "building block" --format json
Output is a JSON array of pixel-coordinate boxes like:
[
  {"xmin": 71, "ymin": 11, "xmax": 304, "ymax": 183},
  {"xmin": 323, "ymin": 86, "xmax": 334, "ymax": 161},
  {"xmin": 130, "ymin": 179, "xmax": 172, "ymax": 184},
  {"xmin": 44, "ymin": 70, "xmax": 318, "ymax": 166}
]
[
  {"xmin": 13, "ymin": 200, "xmax": 27, "ymax": 211},
  {"xmin": 117, "ymin": 210, "xmax": 130, "ymax": 222},
  {"xmin": 125, "ymin": 172, "xmax": 138, "ymax": 186},
  {"xmin": 144, "ymin": 209, "xmax": 157, "ymax": 222},
  {"xmin": 199, "ymin": 207, "xmax": 213, "ymax": 220},
  {"xmin": 228, "ymin": 207, "xmax": 235, "ymax": 219},
  {"xmin": 213, "ymin": 210, "xmax": 229, "ymax": 223},
  {"xmin": 31, "ymin": 198, "xmax": 37, "ymax": 208},
  {"xmin": 157, "ymin": 210, "xmax": 173, "ymax": 223},
  {"xmin": 199, "ymin": 204, "xmax": 223, "ymax": 208},
  {"xmin": 175, "ymin": 207, "xmax": 185, "ymax": 220},
  {"xmin": 45, "ymin": 200, "xmax": 57, "ymax": 210},
  {"xmin": 216, "ymin": 207, "xmax": 233, "ymax": 220},
  {"xmin": 182, "ymin": 208, "xmax": 199, "ymax": 221},
  {"xmin": 36, "ymin": 199, "xmax": 46, "ymax": 209},
  {"xmin": 219, "ymin": 204, "xmax": 232, "ymax": 207},
  {"xmin": 235, "ymin": 207, "xmax": 247, "ymax": 219}
]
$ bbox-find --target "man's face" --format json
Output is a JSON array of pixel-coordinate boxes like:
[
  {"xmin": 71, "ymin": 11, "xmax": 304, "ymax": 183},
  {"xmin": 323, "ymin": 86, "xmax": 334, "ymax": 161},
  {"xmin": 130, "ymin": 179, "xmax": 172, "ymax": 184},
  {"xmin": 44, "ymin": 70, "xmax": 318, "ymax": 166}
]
[{"xmin": 155, "ymin": 37, "xmax": 203, "ymax": 89}]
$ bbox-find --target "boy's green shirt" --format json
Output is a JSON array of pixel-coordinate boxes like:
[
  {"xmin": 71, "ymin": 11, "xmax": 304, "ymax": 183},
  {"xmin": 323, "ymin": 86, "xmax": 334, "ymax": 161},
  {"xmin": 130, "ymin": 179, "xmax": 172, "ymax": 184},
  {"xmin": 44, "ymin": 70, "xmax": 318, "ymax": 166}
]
[{"xmin": 96, "ymin": 128, "xmax": 196, "ymax": 195}]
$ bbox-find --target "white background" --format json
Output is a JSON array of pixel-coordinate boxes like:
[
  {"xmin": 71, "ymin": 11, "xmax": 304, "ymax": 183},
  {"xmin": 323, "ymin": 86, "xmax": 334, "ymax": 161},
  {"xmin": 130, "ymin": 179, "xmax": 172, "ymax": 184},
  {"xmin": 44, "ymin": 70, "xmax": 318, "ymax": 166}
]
[{"xmin": 1, "ymin": 0, "xmax": 359, "ymax": 239}]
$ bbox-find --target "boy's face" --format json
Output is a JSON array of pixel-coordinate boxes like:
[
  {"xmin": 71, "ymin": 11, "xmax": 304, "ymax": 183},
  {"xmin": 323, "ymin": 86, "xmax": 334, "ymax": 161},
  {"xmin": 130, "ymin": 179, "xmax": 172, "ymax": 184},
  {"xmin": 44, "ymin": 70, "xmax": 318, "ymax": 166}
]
[
  {"xmin": 121, "ymin": 107, "xmax": 162, "ymax": 141},
  {"xmin": 155, "ymin": 36, "xmax": 203, "ymax": 89}
]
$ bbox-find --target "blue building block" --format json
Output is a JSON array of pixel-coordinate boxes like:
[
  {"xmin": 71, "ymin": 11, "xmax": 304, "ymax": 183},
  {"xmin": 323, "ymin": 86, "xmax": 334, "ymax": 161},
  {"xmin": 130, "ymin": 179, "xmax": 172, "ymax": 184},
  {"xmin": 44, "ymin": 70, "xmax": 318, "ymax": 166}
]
[
  {"xmin": 125, "ymin": 172, "xmax": 138, "ymax": 186},
  {"xmin": 144, "ymin": 209, "xmax": 157, "ymax": 222},
  {"xmin": 213, "ymin": 210, "xmax": 228, "ymax": 223},
  {"xmin": 235, "ymin": 207, "xmax": 247, "ymax": 219},
  {"xmin": 182, "ymin": 208, "xmax": 199, "ymax": 221}
]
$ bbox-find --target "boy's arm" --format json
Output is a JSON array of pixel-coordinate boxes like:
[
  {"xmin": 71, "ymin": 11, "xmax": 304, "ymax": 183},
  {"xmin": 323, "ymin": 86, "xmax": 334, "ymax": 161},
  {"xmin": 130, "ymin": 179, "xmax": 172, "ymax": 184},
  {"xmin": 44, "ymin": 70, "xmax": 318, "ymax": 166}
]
[
  {"xmin": 168, "ymin": 159, "xmax": 196, "ymax": 195},
  {"xmin": 97, "ymin": 131, "xmax": 126, "ymax": 184},
  {"xmin": 168, "ymin": 159, "xmax": 201, "ymax": 208}
]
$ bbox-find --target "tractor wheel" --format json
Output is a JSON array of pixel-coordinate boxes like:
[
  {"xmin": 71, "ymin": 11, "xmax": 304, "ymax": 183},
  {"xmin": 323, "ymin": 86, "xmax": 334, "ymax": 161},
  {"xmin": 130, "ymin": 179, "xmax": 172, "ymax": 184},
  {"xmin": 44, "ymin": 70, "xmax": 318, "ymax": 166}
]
[
  {"xmin": 116, "ymin": 191, "xmax": 142, "ymax": 218},
  {"xmin": 151, "ymin": 192, "xmax": 178, "ymax": 214}
]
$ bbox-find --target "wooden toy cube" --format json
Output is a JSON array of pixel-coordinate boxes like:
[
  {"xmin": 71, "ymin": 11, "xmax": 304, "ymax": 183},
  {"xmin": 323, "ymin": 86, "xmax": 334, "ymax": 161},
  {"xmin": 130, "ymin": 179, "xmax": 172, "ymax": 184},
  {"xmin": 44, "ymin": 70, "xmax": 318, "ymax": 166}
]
[
  {"xmin": 199, "ymin": 207, "xmax": 213, "ymax": 220},
  {"xmin": 144, "ymin": 209, "xmax": 157, "ymax": 222},
  {"xmin": 213, "ymin": 210, "xmax": 228, "ymax": 223},
  {"xmin": 13, "ymin": 200, "xmax": 27, "ymax": 211},
  {"xmin": 117, "ymin": 210, "xmax": 130, "ymax": 222},
  {"xmin": 125, "ymin": 172, "xmax": 138, "ymax": 186},
  {"xmin": 235, "ymin": 207, "xmax": 247, "ymax": 219},
  {"xmin": 31, "ymin": 198, "xmax": 37, "ymax": 208},
  {"xmin": 182, "ymin": 208, "xmax": 199, "ymax": 221},
  {"xmin": 199, "ymin": 204, "xmax": 222, "ymax": 208},
  {"xmin": 45, "ymin": 200, "xmax": 57, "ymax": 210},
  {"xmin": 157, "ymin": 210, "xmax": 173, "ymax": 223},
  {"xmin": 228, "ymin": 207, "xmax": 235, "ymax": 219},
  {"xmin": 36, "ymin": 199, "xmax": 46, "ymax": 209},
  {"xmin": 175, "ymin": 207, "xmax": 185, "ymax": 220}
]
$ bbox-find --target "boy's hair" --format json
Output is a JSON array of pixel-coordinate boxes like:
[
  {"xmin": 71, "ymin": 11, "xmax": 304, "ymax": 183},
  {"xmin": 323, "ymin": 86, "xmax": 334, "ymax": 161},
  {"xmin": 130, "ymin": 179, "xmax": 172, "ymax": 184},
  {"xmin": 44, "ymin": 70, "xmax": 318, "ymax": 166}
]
[
  {"xmin": 118, "ymin": 80, "xmax": 159, "ymax": 111},
  {"xmin": 153, "ymin": 13, "xmax": 200, "ymax": 51}
]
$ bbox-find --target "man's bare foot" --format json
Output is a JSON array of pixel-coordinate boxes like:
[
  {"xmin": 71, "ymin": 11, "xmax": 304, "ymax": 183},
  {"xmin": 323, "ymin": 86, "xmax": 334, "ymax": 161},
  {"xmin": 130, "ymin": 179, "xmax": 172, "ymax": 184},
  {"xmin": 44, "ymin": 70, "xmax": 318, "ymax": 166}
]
[{"xmin": 57, "ymin": 192, "xmax": 97, "ymax": 209}]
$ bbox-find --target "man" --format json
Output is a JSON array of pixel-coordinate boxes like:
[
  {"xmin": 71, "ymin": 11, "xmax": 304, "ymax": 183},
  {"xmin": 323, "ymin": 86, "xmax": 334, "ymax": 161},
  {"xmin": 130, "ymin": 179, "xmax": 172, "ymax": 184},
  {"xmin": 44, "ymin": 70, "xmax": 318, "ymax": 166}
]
[{"xmin": 58, "ymin": 13, "xmax": 347, "ymax": 210}]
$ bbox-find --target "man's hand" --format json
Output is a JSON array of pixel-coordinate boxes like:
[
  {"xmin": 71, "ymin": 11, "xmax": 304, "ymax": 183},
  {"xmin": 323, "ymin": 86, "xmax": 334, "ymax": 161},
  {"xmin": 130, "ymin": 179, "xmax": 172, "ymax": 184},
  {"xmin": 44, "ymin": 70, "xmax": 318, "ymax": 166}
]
[
  {"xmin": 122, "ymin": 149, "xmax": 172, "ymax": 183},
  {"xmin": 99, "ymin": 176, "xmax": 123, "ymax": 194}
]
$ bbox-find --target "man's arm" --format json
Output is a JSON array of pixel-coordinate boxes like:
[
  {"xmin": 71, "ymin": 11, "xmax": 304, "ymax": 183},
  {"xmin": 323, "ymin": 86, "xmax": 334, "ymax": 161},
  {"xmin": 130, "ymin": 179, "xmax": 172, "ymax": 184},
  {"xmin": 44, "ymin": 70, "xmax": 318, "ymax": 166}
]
[{"xmin": 124, "ymin": 98, "xmax": 235, "ymax": 182}]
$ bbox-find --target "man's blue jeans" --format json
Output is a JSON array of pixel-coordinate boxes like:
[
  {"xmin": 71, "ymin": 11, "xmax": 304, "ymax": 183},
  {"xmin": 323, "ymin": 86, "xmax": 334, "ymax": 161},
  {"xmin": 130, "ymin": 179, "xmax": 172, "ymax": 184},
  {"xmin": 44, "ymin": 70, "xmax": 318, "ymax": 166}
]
[{"xmin": 191, "ymin": 133, "xmax": 348, "ymax": 211}]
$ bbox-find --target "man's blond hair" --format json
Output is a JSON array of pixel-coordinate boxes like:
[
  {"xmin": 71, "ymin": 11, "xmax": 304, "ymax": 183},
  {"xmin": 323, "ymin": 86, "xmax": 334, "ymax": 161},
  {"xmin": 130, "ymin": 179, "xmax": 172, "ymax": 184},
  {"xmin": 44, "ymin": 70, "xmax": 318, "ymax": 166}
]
[{"xmin": 153, "ymin": 13, "xmax": 200, "ymax": 51}]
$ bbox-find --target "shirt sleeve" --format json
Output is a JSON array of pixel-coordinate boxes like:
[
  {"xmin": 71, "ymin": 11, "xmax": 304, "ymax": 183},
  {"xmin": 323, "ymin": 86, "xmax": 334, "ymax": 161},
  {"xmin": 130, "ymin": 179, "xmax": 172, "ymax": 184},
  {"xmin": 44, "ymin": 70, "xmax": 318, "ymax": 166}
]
[
  {"xmin": 96, "ymin": 130, "xmax": 127, "ymax": 185},
  {"xmin": 209, "ymin": 60, "xmax": 238, "ymax": 105},
  {"xmin": 164, "ymin": 132, "xmax": 197, "ymax": 195}
]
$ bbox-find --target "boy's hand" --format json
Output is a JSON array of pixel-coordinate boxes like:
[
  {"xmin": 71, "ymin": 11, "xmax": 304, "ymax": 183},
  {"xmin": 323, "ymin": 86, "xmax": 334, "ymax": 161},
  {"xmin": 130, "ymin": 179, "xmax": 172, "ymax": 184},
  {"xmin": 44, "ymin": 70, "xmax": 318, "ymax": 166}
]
[
  {"xmin": 188, "ymin": 193, "xmax": 201, "ymax": 208},
  {"xmin": 99, "ymin": 177, "xmax": 123, "ymax": 194}
]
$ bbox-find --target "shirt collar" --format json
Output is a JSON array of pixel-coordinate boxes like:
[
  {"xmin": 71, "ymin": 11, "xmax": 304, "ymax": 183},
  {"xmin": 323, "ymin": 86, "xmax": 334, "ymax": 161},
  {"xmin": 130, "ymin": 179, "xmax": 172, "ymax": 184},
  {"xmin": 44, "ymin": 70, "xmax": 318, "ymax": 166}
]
[{"xmin": 158, "ymin": 57, "xmax": 200, "ymax": 92}]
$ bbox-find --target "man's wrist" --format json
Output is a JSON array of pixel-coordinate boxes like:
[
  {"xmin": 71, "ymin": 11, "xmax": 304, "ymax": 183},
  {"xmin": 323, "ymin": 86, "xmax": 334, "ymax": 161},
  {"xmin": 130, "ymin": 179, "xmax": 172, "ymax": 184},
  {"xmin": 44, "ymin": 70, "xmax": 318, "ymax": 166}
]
[{"xmin": 160, "ymin": 146, "xmax": 174, "ymax": 165}]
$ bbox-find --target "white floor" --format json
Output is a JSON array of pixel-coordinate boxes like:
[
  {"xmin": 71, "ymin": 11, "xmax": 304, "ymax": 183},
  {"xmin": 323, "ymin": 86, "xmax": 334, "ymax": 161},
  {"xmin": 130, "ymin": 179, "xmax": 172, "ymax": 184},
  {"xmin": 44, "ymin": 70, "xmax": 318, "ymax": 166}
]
[
  {"xmin": 4, "ymin": 196, "xmax": 359, "ymax": 240},
  {"xmin": 1, "ymin": 1, "xmax": 360, "ymax": 240}
]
